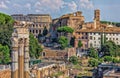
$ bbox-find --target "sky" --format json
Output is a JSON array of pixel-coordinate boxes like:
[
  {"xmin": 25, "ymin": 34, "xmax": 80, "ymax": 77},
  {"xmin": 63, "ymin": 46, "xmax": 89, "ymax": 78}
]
[{"xmin": 0, "ymin": 0, "xmax": 120, "ymax": 22}]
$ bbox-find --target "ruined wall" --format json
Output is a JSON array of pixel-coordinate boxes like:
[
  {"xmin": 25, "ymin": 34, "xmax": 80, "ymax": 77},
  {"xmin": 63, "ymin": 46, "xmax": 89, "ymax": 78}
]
[
  {"xmin": 30, "ymin": 62, "xmax": 68, "ymax": 78},
  {"xmin": 0, "ymin": 70, "xmax": 11, "ymax": 78},
  {"xmin": 42, "ymin": 48, "xmax": 76, "ymax": 59}
]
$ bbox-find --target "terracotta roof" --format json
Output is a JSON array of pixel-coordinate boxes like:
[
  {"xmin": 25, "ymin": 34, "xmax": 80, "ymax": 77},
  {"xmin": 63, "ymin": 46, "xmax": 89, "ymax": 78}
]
[{"xmin": 76, "ymin": 27, "xmax": 120, "ymax": 33}]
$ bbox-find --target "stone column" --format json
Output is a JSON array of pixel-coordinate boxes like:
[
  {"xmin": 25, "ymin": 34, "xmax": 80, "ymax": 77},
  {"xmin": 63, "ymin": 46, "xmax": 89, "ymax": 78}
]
[
  {"xmin": 37, "ymin": 70, "xmax": 40, "ymax": 78},
  {"xmin": 11, "ymin": 47, "xmax": 18, "ymax": 78},
  {"xmin": 18, "ymin": 39, "xmax": 24, "ymax": 78},
  {"xmin": 24, "ymin": 38, "xmax": 30, "ymax": 78},
  {"xmin": 11, "ymin": 37, "xmax": 18, "ymax": 78}
]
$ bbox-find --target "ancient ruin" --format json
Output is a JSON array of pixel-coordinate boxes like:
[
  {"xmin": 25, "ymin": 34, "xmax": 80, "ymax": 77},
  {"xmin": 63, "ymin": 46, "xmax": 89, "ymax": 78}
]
[{"xmin": 11, "ymin": 21, "xmax": 32, "ymax": 78}]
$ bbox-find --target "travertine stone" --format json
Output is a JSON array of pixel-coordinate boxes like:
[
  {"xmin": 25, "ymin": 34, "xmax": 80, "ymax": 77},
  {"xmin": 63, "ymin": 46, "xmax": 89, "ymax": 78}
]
[{"xmin": 11, "ymin": 21, "xmax": 30, "ymax": 78}]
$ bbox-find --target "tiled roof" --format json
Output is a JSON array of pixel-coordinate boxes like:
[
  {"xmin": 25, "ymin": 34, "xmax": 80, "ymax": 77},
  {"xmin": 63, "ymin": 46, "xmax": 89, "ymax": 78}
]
[{"xmin": 76, "ymin": 27, "xmax": 120, "ymax": 33}]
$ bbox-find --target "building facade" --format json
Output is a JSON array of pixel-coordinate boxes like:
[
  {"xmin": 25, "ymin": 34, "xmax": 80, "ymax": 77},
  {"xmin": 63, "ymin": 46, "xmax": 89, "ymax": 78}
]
[
  {"xmin": 75, "ymin": 27, "xmax": 120, "ymax": 54},
  {"xmin": 74, "ymin": 9, "xmax": 120, "ymax": 56},
  {"xmin": 52, "ymin": 11, "xmax": 85, "ymax": 31},
  {"xmin": 11, "ymin": 14, "xmax": 52, "ymax": 38}
]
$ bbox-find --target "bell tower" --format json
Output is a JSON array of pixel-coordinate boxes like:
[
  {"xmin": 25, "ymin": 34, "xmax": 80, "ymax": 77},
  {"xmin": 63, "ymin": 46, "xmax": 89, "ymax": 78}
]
[
  {"xmin": 94, "ymin": 9, "xmax": 100, "ymax": 29},
  {"xmin": 11, "ymin": 21, "xmax": 31, "ymax": 78}
]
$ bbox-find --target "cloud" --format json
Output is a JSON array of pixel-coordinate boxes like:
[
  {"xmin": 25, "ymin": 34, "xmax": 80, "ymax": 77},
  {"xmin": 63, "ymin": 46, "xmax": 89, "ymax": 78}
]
[
  {"xmin": 1, "ymin": 0, "xmax": 94, "ymax": 18},
  {"xmin": 13, "ymin": 3, "xmax": 21, "ymax": 8},
  {"xmin": 67, "ymin": 1, "xmax": 77, "ymax": 11},
  {"xmin": 5, "ymin": 0, "xmax": 10, "ymax": 4},
  {"xmin": 79, "ymin": 0, "xmax": 94, "ymax": 9},
  {"xmin": 13, "ymin": 3, "xmax": 31, "ymax": 9},
  {"xmin": 0, "ymin": 1, "xmax": 8, "ymax": 9},
  {"xmin": 35, "ymin": 0, "xmax": 65, "ymax": 13},
  {"xmin": 24, "ymin": 3, "xmax": 31, "ymax": 10},
  {"xmin": 80, "ymin": 0, "xmax": 89, "ymax": 4}
]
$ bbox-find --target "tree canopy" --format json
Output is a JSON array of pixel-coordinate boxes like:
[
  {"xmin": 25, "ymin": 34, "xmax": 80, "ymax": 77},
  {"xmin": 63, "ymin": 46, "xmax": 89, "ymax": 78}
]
[
  {"xmin": 103, "ymin": 56, "xmax": 112, "ymax": 62},
  {"xmin": 101, "ymin": 41, "xmax": 120, "ymax": 57},
  {"xmin": 100, "ymin": 21, "xmax": 120, "ymax": 27},
  {"xmin": 78, "ymin": 40, "xmax": 83, "ymax": 48},
  {"xmin": 57, "ymin": 26, "xmax": 74, "ymax": 33},
  {"xmin": 0, "ymin": 13, "xmax": 14, "ymax": 47},
  {"xmin": 0, "ymin": 44, "xmax": 10, "ymax": 64},
  {"xmin": 42, "ymin": 26, "xmax": 48, "ymax": 36},
  {"xmin": 58, "ymin": 36, "xmax": 68, "ymax": 49},
  {"xmin": 89, "ymin": 58, "xmax": 99, "ymax": 67},
  {"xmin": 0, "ymin": 13, "xmax": 14, "ymax": 64},
  {"xmin": 69, "ymin": 56, "xmax": 78, "ymax": 65},
  {"xmin": 29, "ymin": 33, "xmax": 43, "ymax": 59},
  {"xmin": 89, "ymin": 47, "xmax": 98, "ymax": 59}
]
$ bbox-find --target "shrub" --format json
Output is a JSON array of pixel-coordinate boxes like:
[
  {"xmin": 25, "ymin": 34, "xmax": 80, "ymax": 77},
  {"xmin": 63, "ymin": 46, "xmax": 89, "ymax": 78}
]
[
  {"xmin": 103, "ymin": 56, "xmax": 112, "ymax": 62},
  {"xmin": 69, "ymin": 56, "xmax": 78, "ymax": 65},
  {"xmin": 89, "ymin": 58, "xmax": 99, "ymax": 67}
]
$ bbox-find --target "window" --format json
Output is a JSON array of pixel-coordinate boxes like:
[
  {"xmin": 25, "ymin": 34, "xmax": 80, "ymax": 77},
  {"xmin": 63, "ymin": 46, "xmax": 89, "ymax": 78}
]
[
  {"xmin": 116, "ymin": 38, "xmax": 118, "ymax": 40},
  {"xmin": 40, "ymin": 24, "xmax": 41, "ymax": 27},
  {"xmin": 90, "ymin": 43, "xmax": 93, "ymax": 47},
  {"xmin": 106, "ymin": 38, "xmax": 108, "ymax": 40},
  {"xmin": 39, "ymin": 30, "xmax": 41, "ymax": 33},
  {"xmin": 33, "ymin": 30, "xmax": 34, "ymax": 33},
  {"xmin": 33, "ymin": 24, "xmax": 35, "ymax": 27},
  {"xmin": 90, "ymin": 33, "xmax": 92, "ymax": 35},
  {"xmin": 109, "ymin": 38, "xmax": 111, "ymax": 40},
  {"xmin": 82, "ymin": 37, "xmax": 84, "ymax": 39},
  {"xmin": 30, "ymin": 30, "xmax": 31, "ymax": 32},
  {"xmin": 94, "ymin": 41, "xmax": 96, "ymax": 43},
  {"xmin": 90, "ymin": 36, "xmax": 92, "ymax": 40},
  {"xmin": 98, "ymin": 33, "xmax": 100, "ymax": 35},
  {"xmin": 78, "ymin": 32, "xmax": 80, "ymax": 35},
  {"xmin": 94, "ymin": 37, "xmax": 96, "ymax": 40},
  {"xmin": 36, "ymin": 30, "xmax": 38, "ymax": 33}
]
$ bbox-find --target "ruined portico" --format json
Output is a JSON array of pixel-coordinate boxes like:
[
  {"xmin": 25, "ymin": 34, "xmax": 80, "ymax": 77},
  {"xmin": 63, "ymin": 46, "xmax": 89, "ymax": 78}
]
[{"xmin": 11, "ymin": 21, "xmax": 31, "ymax": 78}]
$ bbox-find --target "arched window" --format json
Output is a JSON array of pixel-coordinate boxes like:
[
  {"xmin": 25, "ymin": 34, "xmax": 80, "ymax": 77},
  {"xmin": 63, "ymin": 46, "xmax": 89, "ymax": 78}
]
[
  {"xmin": 43, "ymin": 52, "xmax": 45, "ymax": 56},
  {"xmin": 36, "ymin": 30, "xmax": 38, "ymax": 33}
]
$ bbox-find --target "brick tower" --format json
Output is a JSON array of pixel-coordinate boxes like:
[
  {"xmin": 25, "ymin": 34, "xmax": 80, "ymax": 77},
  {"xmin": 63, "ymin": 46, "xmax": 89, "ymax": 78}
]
[
  {"xmin": 94, "ymin": 9, "xmax": 100, "ymax": 29},
  {"xmin": 11, "ymin": 21, "xmax": 31, "ymax": 78}
]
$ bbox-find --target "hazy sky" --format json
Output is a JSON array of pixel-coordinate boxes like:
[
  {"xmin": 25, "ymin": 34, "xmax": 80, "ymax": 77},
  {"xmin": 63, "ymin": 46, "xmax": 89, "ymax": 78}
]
[{"xmin": 0, "ymin": 0, "xmax": 120, "ymax": 22}]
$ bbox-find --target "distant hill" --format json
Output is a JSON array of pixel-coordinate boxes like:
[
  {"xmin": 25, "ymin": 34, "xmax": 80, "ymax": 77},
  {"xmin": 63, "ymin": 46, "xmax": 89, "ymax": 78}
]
[{"xmin": 100, "ymin": 21, "xmax": 120, "ymax": 27}]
